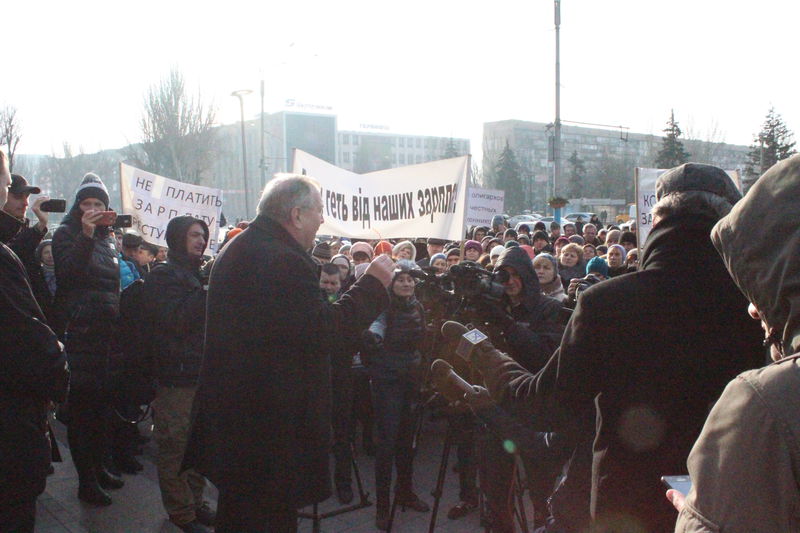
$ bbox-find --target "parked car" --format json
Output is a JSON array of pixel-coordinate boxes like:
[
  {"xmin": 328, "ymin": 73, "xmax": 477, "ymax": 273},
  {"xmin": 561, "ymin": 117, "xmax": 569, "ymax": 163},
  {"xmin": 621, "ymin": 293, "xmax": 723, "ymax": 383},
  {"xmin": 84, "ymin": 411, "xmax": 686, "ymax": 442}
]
[
  {"xmin": 538, "ymin": 216, "xmax": 572, "ymax": 227},
  {"xmin": 565, "ymin": 212, "xmax": 596, "ymax": 222},
  {"xmin": 507, "ymin": 214, "xmax": 541, "ymax": 227}
]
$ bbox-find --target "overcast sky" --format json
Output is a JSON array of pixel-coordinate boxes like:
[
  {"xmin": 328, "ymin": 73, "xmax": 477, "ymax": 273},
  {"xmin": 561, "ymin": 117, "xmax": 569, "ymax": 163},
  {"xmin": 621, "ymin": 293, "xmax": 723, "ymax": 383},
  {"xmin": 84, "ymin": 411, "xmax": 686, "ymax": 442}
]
[{"xmin": 6, "ymin": 0, "xmax": 798, "ymax": 161}]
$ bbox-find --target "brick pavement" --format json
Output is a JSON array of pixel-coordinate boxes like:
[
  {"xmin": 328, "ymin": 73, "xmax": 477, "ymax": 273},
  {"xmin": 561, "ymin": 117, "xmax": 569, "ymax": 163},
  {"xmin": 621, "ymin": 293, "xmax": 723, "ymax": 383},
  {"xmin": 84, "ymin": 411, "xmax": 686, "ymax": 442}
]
[{"xmin": 36, "ymin": 413, "xmax": 487, "ymax": 532}]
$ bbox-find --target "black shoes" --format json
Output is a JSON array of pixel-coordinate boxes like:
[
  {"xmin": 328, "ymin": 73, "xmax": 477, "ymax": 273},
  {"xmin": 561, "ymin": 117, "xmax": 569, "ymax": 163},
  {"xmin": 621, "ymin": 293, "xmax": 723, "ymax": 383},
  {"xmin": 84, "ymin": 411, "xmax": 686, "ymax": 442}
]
[
  {"xmin": 78, "ymin": 482, "xmax": 112, "ymax": 506},
  {"xmin": 336, "ymin": 485, "xmax": 354, "ymax": 504},
  {"xmin": 447, "ymin": 498, "xmax": 478, "ymax": 520},
  {"xmin": 172, "ymin": 520, "xmax": 212, "ymax": 533},
  {"xmin": 396, "ymin": 491, "xmax": 430, "ymax": 512},
  {"xmin": 114, "ymin": 455, "xmax": 144, "ymax": 474},
  {"xmin": 97, "ymin": 468, "xmax": 125, "ymax": 490},
  {"xmin": 195, "ymin": 502, "xmax": 216, "ymax": 527}
]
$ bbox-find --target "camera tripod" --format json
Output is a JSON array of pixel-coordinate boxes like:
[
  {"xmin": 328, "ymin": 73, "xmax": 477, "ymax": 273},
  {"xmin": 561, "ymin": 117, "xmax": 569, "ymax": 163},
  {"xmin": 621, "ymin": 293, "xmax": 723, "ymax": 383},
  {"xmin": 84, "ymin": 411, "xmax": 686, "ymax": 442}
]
[{"xmin": 297, "ymin": 443, "xmax": 371, "ymax": 533}]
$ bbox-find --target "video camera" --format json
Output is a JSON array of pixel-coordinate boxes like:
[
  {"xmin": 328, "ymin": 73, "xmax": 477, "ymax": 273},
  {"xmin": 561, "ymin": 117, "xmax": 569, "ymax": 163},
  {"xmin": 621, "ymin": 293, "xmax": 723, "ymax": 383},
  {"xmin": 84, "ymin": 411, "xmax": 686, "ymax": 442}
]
[{"xmin": 411, "ymin": 262, "xmax": 508, "ymax": 321}]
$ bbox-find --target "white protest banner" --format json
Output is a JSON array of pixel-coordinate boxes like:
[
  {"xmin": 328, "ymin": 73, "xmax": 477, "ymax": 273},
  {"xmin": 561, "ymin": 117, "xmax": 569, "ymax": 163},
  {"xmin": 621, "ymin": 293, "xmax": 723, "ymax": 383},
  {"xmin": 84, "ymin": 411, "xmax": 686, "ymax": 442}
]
[
  {"xmin": 465, "ymin": 187, "xmax": 505, "ymax": 227},
  {"xmin": 635, "ymin": 167, "xmax": 742, "ymax": 245},
  {"xmin": 292, "ymin": 149, "xmax": 469, "ymax": 240},
  {"xmin": 120, "ymin": 163, "xmax": 224, "ymax": 249}
]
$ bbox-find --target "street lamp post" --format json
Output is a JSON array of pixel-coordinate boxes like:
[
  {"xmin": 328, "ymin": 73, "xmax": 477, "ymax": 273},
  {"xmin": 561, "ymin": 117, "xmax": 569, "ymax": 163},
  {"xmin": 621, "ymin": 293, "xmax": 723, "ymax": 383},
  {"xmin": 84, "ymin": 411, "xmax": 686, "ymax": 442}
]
[
  {"xmin": 553, "ymin": 0, "xmax": 562, "ymax": 201},
  {"xmin": 232, "ymin": 89, "xmax": 253, "ymax": 219}
]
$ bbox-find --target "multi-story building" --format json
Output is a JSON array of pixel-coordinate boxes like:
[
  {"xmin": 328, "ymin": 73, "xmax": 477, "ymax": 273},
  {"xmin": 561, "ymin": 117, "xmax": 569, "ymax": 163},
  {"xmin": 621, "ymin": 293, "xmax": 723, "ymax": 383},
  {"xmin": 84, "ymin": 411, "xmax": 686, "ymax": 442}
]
[
  {"xmin": 336, "ymin": 130, "xmax": 470, "ymax": 173},
  {"xmin": 483, "ymin": 119, "xmax": 750, "ymax": 213}
]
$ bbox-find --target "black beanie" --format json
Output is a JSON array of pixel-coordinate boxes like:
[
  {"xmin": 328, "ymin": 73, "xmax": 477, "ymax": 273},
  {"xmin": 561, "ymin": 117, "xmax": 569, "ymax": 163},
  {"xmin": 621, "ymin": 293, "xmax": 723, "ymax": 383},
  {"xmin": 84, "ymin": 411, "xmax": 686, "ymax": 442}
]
[{"xmin": 74, "ymin": 173, "xmax": 110, "ymax": 208}]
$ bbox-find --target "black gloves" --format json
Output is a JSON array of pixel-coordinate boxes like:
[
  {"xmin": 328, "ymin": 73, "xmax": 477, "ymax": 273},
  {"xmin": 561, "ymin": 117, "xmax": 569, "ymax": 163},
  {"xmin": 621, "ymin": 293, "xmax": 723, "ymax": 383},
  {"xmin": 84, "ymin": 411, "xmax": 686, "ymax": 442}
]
[{"xmin": 361, "ymin": 330, "xmax": 384, "ymax": 354}]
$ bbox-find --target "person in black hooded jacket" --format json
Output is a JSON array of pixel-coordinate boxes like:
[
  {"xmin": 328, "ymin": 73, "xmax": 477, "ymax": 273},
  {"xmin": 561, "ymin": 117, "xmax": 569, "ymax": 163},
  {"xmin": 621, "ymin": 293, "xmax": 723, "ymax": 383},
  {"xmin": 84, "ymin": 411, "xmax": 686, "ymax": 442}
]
[
  {"xmin": 478, "ymin": 246, "xmax": 567, "ymax": 530},
  {"xmin": 52, "ymin": 172, "xmax": 125, "ymax": 507},
  {"xmin": 144, "ymin": 216, "xmax": 213, "ymax": 533}
]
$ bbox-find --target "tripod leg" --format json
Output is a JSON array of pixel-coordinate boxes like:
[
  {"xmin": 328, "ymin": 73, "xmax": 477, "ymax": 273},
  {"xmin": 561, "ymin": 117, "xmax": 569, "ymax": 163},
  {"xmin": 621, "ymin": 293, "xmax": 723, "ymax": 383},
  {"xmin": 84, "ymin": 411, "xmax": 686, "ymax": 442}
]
[
  {"xmin": 350, "ymin": 442, "xmax": 371, "ymax": 504},
  {"xmin": 427, "ymin": 425, "xmax": 453, "ymax": 533}
]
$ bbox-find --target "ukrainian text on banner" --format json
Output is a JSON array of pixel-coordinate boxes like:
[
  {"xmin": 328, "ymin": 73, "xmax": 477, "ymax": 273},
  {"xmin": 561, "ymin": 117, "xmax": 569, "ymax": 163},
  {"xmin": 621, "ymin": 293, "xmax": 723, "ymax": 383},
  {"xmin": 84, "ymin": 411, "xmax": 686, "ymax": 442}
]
[
  {"xmin": 292, "ymin": 149, "xmax": 469, "ymax": 240},
  {"xmin": 119, "ymin": 163, "xmax": 224, "ymax": 249},
  {"xmin": 635, "ymin": 167, "xmax": 741, "ymax": 245},
  {"xmin": 465, "ymin": 187, "xmax": 505, "ymax": 227}
]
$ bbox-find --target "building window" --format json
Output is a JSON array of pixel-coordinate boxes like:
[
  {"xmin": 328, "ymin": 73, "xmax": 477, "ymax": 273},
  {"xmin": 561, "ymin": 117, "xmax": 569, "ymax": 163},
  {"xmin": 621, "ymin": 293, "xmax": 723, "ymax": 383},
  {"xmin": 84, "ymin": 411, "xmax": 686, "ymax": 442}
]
[
  {"xmin": 415, "ymin": 155, "xmax": 422, "ymax": 164},
  {"xmin": 399, "ymin": 137, "xmax": 405, "ymax": 148},
  {"xmin": 399, "ymin": 154, "xmax": 405, "ymax": 165},
  {"xmin": 342, "ymin": 134, "xmax": 350, "ymax": 145},
  {"xmin": 353, "ymin": 136, "xmax": 359, "ymax": 145},
  {"xmin": 343, "ymin": 152, "xmax": 351, "ymax": 163},
  {"xmin": 415, "ymin": 138, "xmax": 421, "ymax": 148}
]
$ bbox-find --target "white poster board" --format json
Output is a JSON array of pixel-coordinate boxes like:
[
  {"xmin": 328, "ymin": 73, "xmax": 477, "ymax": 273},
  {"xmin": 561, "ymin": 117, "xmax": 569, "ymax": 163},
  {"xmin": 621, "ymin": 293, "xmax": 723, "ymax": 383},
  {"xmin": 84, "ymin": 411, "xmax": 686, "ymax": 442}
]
[
  {"xmin": 292, "ymin": 150, "xmax": 469, "ymax": 240},
  {"xmin": 635, "ymin": 167, "xmax": 742, "ymax": 246},
  {"xmin": 120, "ymin": 163, "xmax": 224, "ymax": 249},
  {"xmin": 465, "ymin": 187, "xmax": 505, "ymax": 228}
]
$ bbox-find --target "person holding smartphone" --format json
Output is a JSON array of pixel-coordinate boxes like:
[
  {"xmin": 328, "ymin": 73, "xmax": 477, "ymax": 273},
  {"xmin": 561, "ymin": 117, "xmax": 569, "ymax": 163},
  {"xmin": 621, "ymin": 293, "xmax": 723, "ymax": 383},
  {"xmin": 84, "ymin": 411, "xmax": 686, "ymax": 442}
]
[{"xmin": 52, "ymin": 172, "xmax": 125, "ymax": 506}]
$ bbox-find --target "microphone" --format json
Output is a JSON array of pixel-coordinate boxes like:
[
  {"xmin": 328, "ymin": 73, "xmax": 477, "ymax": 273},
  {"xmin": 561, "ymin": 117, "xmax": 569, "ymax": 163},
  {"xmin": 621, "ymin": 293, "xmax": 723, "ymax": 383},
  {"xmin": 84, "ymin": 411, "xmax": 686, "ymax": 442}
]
[
  {"xmin": 441, "ymin": 320, "xmax": 490, "ymax": 362},
  {"xmin": 430, "ymin": 359, "xmax": 474, "ymax": 404}
]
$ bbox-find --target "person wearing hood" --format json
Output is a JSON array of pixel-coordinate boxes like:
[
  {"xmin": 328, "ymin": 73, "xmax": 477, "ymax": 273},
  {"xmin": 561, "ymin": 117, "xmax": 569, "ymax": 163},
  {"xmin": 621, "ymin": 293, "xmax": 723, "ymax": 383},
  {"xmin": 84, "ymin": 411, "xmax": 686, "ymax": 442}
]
[
  {"xmin": 670, "ymin": 155, "xmax": 800, "ymax": 532},
  {"xmin": 52, "ymin": 172, "xmax": 126, "ymax": 506},
  {"xmin": 143, "ymin": 216, "xmax": 214, "ymax": 533},
  {"xmin": 478, "ymin": 246, "xmax": 567, "ymax": 530},
  {"xmin": 392, "ymin": 240, "xmax": 416, "ymax": 262},
  {"xmin": 330, "ymin": 253, "xmax": 355, "ymax": 293},
  {"xmin": 469, "ymin": 163, "xmax": 764, "ymax": 533},
  {"xmin": 361, "ymin": 260, "xmax": 430, "ymax": 529},
  {"xmin": 0, "ymin": 149, "xmax": 69, "ymax": 532},
  {"xmin": 534, "ymin": 253, "xmax": 566, "ymax": 303},
  {"xmin": 606, "ymin": 243, "xmax": 628, "ymax": 277}
]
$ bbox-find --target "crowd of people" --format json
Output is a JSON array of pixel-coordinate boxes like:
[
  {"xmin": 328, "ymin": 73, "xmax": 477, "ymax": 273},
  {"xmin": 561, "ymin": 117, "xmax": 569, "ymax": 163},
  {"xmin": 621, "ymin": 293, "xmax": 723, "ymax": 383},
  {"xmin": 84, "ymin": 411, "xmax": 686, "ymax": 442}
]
[{"xmin": 2, "ymin": 146, "xmax": 800, "ymax": 533}]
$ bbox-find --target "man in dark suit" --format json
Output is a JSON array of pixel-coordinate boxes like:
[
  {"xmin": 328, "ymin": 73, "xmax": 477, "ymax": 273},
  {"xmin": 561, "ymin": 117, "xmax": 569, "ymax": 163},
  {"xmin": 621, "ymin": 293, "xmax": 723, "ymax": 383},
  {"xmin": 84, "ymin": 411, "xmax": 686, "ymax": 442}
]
[{"xmin": 184, "ymin": 174, "xmax": 393, "ymax": 533}]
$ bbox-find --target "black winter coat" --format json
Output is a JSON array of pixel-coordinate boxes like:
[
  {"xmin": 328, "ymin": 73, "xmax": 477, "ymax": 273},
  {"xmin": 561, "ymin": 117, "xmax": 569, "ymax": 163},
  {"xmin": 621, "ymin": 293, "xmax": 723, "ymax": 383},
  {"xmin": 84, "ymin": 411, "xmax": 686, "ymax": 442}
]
[
  {"xmin": 183, "ymin": 214, "xmax": 389, "ymax": 506},
  {"xmin": 478, "ymin": 215, "xmax": 765, "ymax": 532},
  {"xmin": 52, "ymin": 216, "xmax": 120, "ymax": 386},
  {"xmin": 144, "ymin": 259, "xmax": 206, "ymax": 386},
  {"xmin": 0, "ymin": 242, "xmax": 68, "ymax": 499}
]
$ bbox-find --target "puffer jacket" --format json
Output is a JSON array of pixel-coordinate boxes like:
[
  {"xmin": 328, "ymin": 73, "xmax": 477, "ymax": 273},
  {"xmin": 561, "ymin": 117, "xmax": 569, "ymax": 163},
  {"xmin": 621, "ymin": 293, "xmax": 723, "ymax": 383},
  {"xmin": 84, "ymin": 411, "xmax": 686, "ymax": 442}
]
[
  {"xmin": 52, "ymin": 210, "xmax": 120, "ymax": 379},
  {"xmin": 368, "ymin": 295, "xmax": 426, "ymax": 374}
]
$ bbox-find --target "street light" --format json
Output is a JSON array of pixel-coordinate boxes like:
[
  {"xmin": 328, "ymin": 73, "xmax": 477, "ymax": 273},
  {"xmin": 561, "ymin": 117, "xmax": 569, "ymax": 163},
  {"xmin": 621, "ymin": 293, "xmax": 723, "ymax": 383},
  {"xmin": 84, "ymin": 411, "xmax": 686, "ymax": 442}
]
[{"xmin": 232, "ymin": 89, "xmax": 253, "ymax": 219}]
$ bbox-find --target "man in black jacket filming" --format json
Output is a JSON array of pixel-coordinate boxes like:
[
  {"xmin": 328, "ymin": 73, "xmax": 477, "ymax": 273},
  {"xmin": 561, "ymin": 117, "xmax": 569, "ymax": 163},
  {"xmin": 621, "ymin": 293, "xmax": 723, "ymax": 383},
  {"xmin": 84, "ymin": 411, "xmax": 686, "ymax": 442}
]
[{"xmin": 0, "ymin": 149, "xmax": 69, "ymax": 532}]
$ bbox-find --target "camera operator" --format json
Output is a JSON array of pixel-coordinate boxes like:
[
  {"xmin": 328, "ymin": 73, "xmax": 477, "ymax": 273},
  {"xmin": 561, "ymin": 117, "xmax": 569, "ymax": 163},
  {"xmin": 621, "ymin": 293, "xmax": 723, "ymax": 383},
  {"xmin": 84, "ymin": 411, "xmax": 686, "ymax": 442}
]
[
  {"xmin": 472, "ymin": 246, "xmax": 566, "ymax": 531},
  {"xmin": 0, "ymin": 149, "xmax": 69, "ymax": 532}
]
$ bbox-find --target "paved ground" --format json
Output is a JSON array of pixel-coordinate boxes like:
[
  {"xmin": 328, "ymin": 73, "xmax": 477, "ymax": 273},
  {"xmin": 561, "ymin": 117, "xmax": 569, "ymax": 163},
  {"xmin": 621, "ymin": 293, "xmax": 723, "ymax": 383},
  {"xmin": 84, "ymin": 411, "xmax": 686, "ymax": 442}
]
[{"xmin": 36, "ymin": 412, "xmax": 488, "ymax": 532}]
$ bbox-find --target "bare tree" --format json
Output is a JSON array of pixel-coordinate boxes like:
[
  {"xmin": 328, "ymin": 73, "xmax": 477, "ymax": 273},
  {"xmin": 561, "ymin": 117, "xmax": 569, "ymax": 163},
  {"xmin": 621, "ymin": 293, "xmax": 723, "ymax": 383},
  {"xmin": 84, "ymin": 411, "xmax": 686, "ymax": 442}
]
[
  {"xmin": 684, "ymin": 119, "xmax": 727, "ymax": 165},
  {"xmin": 0, "ymin": 105, "xmax": 22, "ymax": 172},
  {"xmin": 137, "ymin": 68, "xmax": 217, "ymax": 184}
]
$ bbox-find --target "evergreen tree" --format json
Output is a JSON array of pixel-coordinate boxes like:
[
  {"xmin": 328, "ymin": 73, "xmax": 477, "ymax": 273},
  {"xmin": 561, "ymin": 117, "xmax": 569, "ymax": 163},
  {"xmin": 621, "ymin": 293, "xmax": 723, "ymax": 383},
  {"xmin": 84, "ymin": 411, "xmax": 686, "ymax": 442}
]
[
  {"xmin": 746, "ymin": 107, "xmax": 796, "ymax": 179},
  {"xmin": 566, "ymin": 150, "xmax": 586, "ymax": 199},
  {"xmin": 655, "ymin": 110, "xmax": 690, "ymax": 168},
  {"xmin": 442, "ymin": 138, "xmax": 459, "ymax": 159},
  {"xmin": 494, "ymin": 140, "xmax": 525, "ymax": 213}
]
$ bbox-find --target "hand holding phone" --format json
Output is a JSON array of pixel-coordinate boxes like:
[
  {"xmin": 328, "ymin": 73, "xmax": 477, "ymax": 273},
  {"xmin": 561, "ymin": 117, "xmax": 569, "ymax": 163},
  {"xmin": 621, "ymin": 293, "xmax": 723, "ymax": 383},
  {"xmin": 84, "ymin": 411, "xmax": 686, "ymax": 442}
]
[{"xmin": 95, "ymin": 211, "xmax": 118, "ymax": 226}]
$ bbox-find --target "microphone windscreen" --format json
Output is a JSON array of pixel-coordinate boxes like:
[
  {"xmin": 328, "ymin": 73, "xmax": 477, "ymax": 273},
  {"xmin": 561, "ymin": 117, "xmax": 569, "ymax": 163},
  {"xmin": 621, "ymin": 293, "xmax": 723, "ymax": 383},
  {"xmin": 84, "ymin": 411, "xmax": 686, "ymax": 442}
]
[{"xmin": 441, "ymin": 320, "xmax": 468, "ymax": 340}]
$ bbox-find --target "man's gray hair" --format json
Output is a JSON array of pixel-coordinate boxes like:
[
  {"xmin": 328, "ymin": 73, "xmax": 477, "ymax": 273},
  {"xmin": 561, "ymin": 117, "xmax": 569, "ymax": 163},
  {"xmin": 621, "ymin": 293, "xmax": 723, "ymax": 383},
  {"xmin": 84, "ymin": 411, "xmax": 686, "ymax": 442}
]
[
  {"xmin": 651, "ymin": 191, "xmax": 734, "ymax": 223},
  {"xmin": 256, "ymin": 173, "xmax": 320, "ymax": 222}
]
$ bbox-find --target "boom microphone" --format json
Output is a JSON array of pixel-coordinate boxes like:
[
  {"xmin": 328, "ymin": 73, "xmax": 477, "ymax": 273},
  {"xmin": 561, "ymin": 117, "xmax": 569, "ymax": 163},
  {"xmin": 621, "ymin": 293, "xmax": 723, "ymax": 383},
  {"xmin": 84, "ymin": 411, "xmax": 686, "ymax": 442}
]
[
  {"xmin": 441, "ymin": 320, "xmax": 490, "ymax": 362},
  {"xmin": 430, "ymin": 359, "xmax": 474, "ymax": 404}
]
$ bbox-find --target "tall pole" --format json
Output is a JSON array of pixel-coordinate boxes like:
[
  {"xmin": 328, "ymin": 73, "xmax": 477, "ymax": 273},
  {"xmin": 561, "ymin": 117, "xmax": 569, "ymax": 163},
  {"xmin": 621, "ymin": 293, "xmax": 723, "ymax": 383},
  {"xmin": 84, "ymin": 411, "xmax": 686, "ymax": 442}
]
[
  {"xmin": 553, "ymin": 0, "xmax": 562, "ymax": 201},
  {"xmin": 232, "ymin": 89, "xmax": 253, "ymax": 219},
  {"xmin": 260, "ymin": 79, "xmax": 267, "ymax": 190}
]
